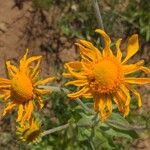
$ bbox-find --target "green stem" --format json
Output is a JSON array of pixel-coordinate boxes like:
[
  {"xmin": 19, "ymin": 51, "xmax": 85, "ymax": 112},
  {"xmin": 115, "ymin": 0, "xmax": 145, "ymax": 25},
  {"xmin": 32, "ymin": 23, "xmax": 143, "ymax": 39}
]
[
  {"xmin": 92, "ymin": 0, "xmax": 104, "ymax": 30},
  {"xmin": 89, "ymin": 141, "xmax": 96, "ymax": 150},
  {"xmin": 91, "ymin": 0, "xmax": 104, "ymax": 47},
  {"xmin": 41, "ymin": 123, "xmax": 69, "ymax": 137},
  {"xmin": 41, "ymin": 118, "xmax": 146, "ymax": 137},
  {"xmin": 42, "ymin": 122, "xmax": 95, "ymax": 137},
  {"xmin": 76, "ymin": 98, "xmax": 95, "ymax": 114}
]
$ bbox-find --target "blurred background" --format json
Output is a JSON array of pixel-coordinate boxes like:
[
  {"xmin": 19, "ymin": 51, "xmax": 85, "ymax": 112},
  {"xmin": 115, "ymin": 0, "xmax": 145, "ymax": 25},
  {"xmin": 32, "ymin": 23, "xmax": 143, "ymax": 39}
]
[{"xmin": 0, "ymin": 0, "xmax": 150, "ymax": 149}]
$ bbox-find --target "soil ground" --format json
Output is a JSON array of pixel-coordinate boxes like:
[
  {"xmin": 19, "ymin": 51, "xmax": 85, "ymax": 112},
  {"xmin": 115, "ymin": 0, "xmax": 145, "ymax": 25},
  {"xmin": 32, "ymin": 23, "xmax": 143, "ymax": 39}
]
[{"xmin": 0, "ymin": 0, "xmax": 77, "ymax": 78}]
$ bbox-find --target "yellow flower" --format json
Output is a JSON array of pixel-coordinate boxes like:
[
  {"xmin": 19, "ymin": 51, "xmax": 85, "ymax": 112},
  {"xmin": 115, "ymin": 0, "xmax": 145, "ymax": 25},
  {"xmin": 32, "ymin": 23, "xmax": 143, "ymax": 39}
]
[
  {"xmin": 16, "ymin": 118, "xmax": 42, "ymax": 143},
  {"xmin": 64, "ymin": 29, "xmax": 150, "ymax": 121},
  {"xmin": 0, "ymin": 49, "xmax": 54, "ymax": 126}
]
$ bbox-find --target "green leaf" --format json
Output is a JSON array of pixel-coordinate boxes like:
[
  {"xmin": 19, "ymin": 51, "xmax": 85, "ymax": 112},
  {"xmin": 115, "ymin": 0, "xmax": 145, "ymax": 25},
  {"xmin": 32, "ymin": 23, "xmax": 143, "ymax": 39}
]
[
  {"xmin": 107, "ymin": 112, "xmax": 130, "ymax": 130},
  {"xmin": 77, "ymin": 128, "xmax": 91, "ymax": 141},
  {"xmin": 93, "ymin": 127, "xmax": 116, "ymax": 149},
  {"xmin": 77, "ymin": 113, "xmax": 94, "ymax": 127},
  {"xmin": 105, "ymin": 128, "xmax": 133, "ymax": 140}
]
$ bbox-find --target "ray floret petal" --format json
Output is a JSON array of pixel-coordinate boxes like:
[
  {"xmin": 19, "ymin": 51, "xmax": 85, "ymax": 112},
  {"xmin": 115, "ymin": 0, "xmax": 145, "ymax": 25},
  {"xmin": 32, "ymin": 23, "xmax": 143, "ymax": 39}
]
[
  {"xmin": 64, "ymin": 29, "xmax": 150, "ymax": 121},
  {"xmin": 0, "ymin": 49, "xmax": 55, "ymax": 126}
]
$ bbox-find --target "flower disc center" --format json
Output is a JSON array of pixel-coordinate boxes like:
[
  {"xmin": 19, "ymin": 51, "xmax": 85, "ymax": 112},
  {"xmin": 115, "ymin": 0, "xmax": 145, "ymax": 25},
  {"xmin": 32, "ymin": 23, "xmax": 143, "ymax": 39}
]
[
  {"xmin": 92, "ymin": 58, "xmax": 123, "ymax": 93},
  {"xmin": 11, "ymin": 73, "xmax": 33, "ymax": 103},
  {"xmin": 25, "ymin": 128, "xmax": 41, "ymax": 142}
]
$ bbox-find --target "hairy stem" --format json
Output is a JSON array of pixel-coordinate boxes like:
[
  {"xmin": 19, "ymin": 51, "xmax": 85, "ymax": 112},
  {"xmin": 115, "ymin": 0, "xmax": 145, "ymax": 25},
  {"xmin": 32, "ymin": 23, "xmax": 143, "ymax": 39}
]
[
  {"xmin": 91, "ymin": 0, "xmax": 104, "ymax": 30},
  {"xmin": 76, "ymin": 98, "xmax": 95, "ymax": 114},
  {"xmin": 42, "ymin": 123, "xmax": 69, "ymax": 137},
  {"xmin": 91, "ymin": 0, "xmax": 105, "ymax": 47}
]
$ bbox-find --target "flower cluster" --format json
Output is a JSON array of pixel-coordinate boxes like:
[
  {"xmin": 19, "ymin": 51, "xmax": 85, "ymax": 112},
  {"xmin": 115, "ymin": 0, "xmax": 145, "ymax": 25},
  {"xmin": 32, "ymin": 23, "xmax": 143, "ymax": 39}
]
[
  {"xmin": 0, "ymin": 29, "xmax": 149, "ymax": 143},
  {"xmin": 0, "ymin": 49, "xmax": 54, "ymax": 143}
]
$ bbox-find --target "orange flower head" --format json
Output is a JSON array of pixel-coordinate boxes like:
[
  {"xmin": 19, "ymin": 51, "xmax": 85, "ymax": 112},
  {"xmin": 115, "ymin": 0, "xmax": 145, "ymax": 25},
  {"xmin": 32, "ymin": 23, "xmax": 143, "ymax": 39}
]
[
  {"xmin": 0, "ymin": 49, "xmax": 55, "ymax": 126},
  {"xmin": 16, "ymin": 118, "xmax": 42, "ymax": 143},
  {"xmin": 64, "ymin": 29, "xmax": 150, "ymax": 121}
]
